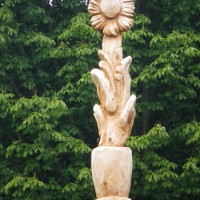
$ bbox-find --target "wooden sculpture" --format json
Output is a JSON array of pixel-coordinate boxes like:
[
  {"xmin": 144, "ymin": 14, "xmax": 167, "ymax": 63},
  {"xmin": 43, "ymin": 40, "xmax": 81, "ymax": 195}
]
[{"xmin": 88, "ymin": 0, "xmax": 136, "ymax": 199}]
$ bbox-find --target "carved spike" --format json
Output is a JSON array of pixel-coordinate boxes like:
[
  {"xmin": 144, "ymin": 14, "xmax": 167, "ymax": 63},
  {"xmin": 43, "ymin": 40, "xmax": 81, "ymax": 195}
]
[
  {"xmin": 120, "ymin": 95, "xmax": 136, "ymax": 126},
  {"xmin": 121, "ymin": 56, "xmax": 132, "ymax": 71},
  {"xmin": 91, "ymin": 69, "xmax": 116, "ymax": 113},
  {"xmin": 93, "ymin": 104, "xmax": 105, "ymax": 136},
  {"xmin": 99, "ymin": 60, "xmax": 115, "ymax": 91},
  {"xmin": 98, "ymin": 50, "xmax": 111, "ymax": 65},
  {"xmin": 93, "ymin": 104, "xmax": 106, "ymax": 146}
]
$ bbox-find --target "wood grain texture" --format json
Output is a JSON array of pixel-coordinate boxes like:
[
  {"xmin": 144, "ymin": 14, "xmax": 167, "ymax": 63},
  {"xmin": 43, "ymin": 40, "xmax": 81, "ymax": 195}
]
[
  {"xmin": 89, "ymin": 1, "xmax": 134, "ymax": 199},
  {"xmin": 92, "ymin": 147, "xmax": 132, "ymax": 199},
  {"xmin": 91, "ymin": 41, "xmax": 136, "ymax": 146},
  {"xmin": 88, "ymin": 0, "xmax": 136, "ymax": 147},
  {"xmin": 97, "ymin": 197, "xmax": 131, "ymax": 200}
]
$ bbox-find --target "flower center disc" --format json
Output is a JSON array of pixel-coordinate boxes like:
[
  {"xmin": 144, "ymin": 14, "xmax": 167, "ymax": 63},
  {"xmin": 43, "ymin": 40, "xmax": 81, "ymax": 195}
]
[{"xmin": 100, "ymin": 0, "xmax": 122, "ymax": 19}]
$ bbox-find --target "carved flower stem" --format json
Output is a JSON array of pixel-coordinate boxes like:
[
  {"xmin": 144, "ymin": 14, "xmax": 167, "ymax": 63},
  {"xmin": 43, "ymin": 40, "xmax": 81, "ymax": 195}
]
[{"xmin": 102, "ymin": 34, "xmax": 122, "ymax": 53}]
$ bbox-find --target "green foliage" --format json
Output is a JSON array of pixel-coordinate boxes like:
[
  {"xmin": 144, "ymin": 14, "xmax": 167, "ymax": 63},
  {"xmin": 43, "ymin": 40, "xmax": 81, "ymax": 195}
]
[
  {"xmin": 0, "ymin": 1, "xmax": 95, "ymax": 199},
  {"xmin": 0, "ymin": 0, "xmax": 199, "ymax": 199}
]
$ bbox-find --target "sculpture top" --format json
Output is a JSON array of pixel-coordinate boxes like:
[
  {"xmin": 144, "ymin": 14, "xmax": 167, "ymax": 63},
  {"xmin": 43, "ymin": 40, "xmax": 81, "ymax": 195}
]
[
  {"xmin": 88, "ymin": 0, "xmax": 134, "ymax": 36},
  {"xmin": 88, "ymin": 0, "xmax": 136, "ymax": 146}
]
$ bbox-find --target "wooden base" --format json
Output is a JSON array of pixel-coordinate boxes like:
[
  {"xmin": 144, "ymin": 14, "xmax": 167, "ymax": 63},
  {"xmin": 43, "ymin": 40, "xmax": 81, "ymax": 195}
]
[
  {"xmin": 92, "ymin": 146, "xmax": 132, "ymax": 199},
  {"xmin": 96, "ymin": 197, "xmax": 131, "ymax": 200}
]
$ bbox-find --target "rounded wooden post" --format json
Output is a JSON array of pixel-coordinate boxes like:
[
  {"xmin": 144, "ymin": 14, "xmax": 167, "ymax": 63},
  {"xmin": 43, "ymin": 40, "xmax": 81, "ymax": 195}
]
[
  {"xmin": 97, "ymin": 198, "xmax": 131, "ymax": 200},
  {"xmin": 92, "ymin": 147, "xmax": 132, "ymax": 199}
]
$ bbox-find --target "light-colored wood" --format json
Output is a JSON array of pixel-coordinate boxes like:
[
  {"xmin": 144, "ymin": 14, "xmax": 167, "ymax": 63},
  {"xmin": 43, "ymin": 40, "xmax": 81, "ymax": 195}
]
[
  {"xmin": 88, "ymin": 0, "xmax": 136, "ymax": 147},
  {"xmin": 97, "ymin": 197, "xmax": 131, "ymax": 200},
  {"xmin": 88, "ymin": 1, "xmax": 135, "ymax": 199},
  {"xmin": 100, "ymin": 0, "xmax": 122, "ymax": 19},
  {"xmin": 92, "ymin": 147, "xmax": 132, "ymax": 199},
  {"xmin": 88, "ymin": 0, "xmax": 134, "ymax": 36}
]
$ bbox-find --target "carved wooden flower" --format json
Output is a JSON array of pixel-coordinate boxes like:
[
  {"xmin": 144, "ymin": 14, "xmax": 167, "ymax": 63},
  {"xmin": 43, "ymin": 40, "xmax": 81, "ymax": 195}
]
[{"xmin": 88, "ymin": 0, "xmax": 134, "ymax": 36}]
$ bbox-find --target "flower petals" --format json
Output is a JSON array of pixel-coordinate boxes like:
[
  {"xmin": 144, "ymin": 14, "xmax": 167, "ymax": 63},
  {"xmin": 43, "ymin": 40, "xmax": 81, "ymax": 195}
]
[
  {"xmin": 88, "ymin": 0, "xmax": 101, "ymax": 15},
  {"xmin": 117, "ymin": 16, "xmax": 133, "ymax": 32},
  {"xmin": 122, "ymin": 0, "xmax": 134, "ymax": 17},
  {"xmin": 91, "ymin": 14, "xmax": 106, "ymax": 30},
  {"xmin": 88, "ymin": 0, "xmax": 134, "ymax": 35},
  {"xmin": 122, "ymin": 7, "xmax": 134, "ymax": 17}
]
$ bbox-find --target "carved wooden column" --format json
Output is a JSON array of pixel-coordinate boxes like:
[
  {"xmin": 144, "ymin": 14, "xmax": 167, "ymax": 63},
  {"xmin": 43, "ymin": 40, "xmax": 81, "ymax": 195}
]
[{"xmin": 88, "ymin": 0, "xmax": 136, "ymax": 199}]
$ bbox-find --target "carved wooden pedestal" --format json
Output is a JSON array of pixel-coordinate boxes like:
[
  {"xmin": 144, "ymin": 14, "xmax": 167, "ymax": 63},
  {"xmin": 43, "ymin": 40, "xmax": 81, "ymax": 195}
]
[
  {"xmin": 92, "ymin": 147, "xmax": 132, "ymax": 200},
  {"xmin": 97, "ymin": 197, "xmax": 131, "ymax": 200}
]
